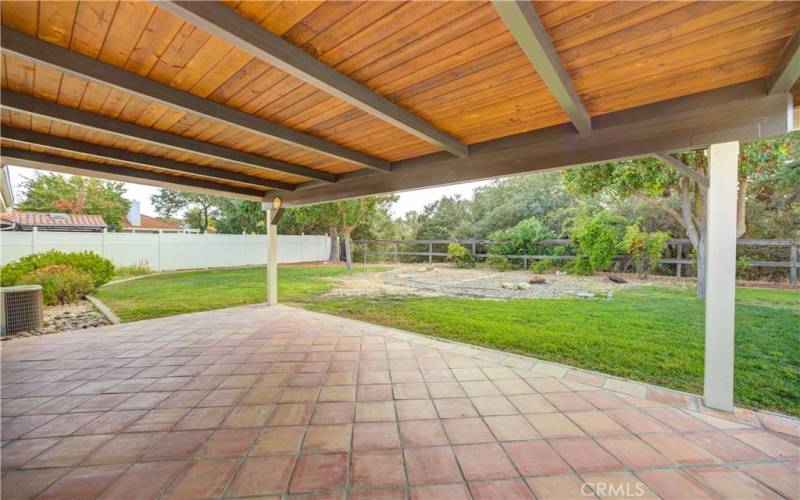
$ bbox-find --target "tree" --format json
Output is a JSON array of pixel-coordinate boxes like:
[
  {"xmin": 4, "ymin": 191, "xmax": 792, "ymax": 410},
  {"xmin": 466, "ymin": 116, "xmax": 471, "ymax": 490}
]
[
  {"xmin": 17, "ymin": 173, "xmax": 130, "ymax": 230},
  {"xmin": 291, "ymin": 195, "xmax": 398, "ymax": 270},
  {"xmin": 562, "ymin": 132, "xmax": 799, "ymax": 297},
  {"xmin": 414, "ymin": 195, "xmax": 469, "ymax": 240},
  {"xmin": 151, "ymin": 189, "xmax": 225, "ymax": 233},
  {"xmin": 215, "ymin": 199, "xmax": 265, "ymax": 234}
]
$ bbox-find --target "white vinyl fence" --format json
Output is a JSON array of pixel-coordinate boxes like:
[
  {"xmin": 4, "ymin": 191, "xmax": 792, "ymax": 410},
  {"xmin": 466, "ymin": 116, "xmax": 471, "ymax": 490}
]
[{"xmin": 0, "ymin": 229, "xmax": 331, "ymax": 271}]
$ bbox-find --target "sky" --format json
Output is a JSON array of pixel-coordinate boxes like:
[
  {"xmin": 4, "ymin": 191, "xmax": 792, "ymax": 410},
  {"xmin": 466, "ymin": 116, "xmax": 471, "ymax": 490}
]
[{"xmin": 6, "ymin": 164, "xmax": 487, "ymax": 219}]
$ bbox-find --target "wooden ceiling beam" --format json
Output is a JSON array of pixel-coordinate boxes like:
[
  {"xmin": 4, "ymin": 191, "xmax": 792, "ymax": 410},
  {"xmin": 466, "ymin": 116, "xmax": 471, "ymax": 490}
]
[
  {"xmin": 271, "ymin": 81, "xmax": 791, "ymax": 206},
  {"xmin": 767, "ymin": 26, "xmax": 800, "ymax": 94},
  {"xmin": 0, "ymin": 90, "xmax": 333, "ymax": 184},
  {"xmin": 157, "ymin": 1, "xmax": 469, "ymax": 158},
  {"xmin": 2, "ymin": 127, "xmax": 292, "ymax": 191},
  {"xmin": 1, "ymin": 28, "xmax": 388, "ymax": 174},
  {"xmin": 1, "ymin": 147, "xmax": 265, "ymax": 200},
  {"xmin": 493, "ymin": 0, "xmax": 592, "ymax": 135}
]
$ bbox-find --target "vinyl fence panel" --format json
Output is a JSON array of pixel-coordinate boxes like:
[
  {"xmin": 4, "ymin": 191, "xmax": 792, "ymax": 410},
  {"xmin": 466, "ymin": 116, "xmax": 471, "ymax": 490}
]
[{"xmin": 0, "ymin": 230, "xmax": 331, "ymax": 271}]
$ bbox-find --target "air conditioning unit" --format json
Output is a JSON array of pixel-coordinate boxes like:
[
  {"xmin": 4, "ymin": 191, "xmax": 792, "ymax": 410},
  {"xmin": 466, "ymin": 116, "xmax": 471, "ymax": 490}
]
[{"xmin": 1, "ymin": 285, "xmax": 44, "ymax": 337}]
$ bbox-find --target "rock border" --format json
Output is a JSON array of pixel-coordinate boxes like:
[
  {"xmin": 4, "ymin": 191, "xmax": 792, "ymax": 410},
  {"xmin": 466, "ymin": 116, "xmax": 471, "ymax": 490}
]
[{"xmin": 85, "ymin": 294, "xmax": 121, "ymax": 324}]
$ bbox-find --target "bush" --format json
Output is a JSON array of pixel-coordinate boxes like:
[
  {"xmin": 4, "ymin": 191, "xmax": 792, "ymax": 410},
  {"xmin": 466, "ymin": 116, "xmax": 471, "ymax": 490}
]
[
  {"xmin": 1, "ymin": 250, "xmax": 114, "ymax": 288},
  {"xmin": 488, "ymin": 216, "xmax": 554, "ymax": 256},
  {"xmin": 447, "ymin": 243, "xmax": 475, "ymax": 268},
  {"xmin": 619, "ymin": 223, "xmax": 670, "ymax": 278},
  {"xmin": 114, "ymin": 260, "xmax": 153, "ymax": 278},
  {"xmin": 569, "ymin": 210, "xmax": 626, "ymax": 275},
  {"xmin": 18, "ymin": 264, "xmax": 95, "ymax": 305},
  {"xmin": 486, "ymin": 254, "xmax": 512, "ymax": 271}
]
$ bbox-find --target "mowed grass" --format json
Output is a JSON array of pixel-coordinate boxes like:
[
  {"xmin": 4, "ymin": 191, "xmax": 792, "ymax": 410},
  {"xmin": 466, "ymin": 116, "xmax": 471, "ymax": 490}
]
[
  {"xmin": 304, "ymin": 286, "xmax": 799, "ymax": 416},
  {"xmin": 97, "ymin": 265, "xmax": 382, "ymax": 323}
]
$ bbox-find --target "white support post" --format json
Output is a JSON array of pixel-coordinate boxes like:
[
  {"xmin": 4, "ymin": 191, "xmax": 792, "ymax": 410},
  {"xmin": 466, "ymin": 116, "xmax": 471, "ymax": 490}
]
[
  {"xmin": 267, "ymin": 209, "xmax": 278, "ymax": 305},
  {"xmin": 704, "ymin": 141, "xmax": 739, "ymax": 412}
]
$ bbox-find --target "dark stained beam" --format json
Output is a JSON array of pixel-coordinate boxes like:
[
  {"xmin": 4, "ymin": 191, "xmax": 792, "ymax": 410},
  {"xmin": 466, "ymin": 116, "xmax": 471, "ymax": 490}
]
[
  {"xmin": 493, "ymin": 1, "xmax": 591, "ymax": 135},
  {"xmin": 272, "ymin": 80, "xmax": 791, "ymax": 206},
  {"xmin": 0, "ymin": 89, "xmax": 333, "ymax": 183},
  {"xmin": 654, "ymin": 153, "xmax": 709, "ymax": 190},
  {"xmin": 767, "ymin": 26, "xmax": 800, "ymax": 94},
  {"xmin": 1, "ymin": 147, "xmax": 264, "ymax": 200},
  {"xmin": 0, "ymin": 28, "xmax": 389, "ymax": 173},
  {"xmin": 2, "ymin": 127, "xmax": 292, "ymax": 191},
  {"xmin": 158, "ymin": 1, "xmax": 469, "ymax": 158}
]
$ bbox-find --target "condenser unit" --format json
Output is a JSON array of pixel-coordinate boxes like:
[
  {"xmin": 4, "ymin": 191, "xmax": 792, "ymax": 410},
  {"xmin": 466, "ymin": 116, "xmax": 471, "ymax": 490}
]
[{"xmin": 1, "ymin": 285, "xmax": 43, "ymax": 336}]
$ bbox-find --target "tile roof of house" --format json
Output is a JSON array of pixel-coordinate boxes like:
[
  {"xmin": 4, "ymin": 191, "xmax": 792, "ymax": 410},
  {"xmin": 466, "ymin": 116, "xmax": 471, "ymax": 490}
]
[
  {"xmin": 122, "ymin": 214, "xmax": 179, "ymax": 230},
  {"xmin": 8, "ymin": 211, "xmax": 106, "ymax": 228}
]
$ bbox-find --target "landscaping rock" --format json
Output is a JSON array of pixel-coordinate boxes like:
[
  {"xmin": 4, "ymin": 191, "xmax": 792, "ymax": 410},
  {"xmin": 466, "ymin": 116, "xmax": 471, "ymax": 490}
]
[
  {"xmin": 2, "ymin": 299, "xmax": 110, "ymax": 340},
  {"xmin": 608, "ymin": 274, "xmax": 628, "ymax": 284},
  {"xmin": 515, "ymin": 283, "xmax": 531, "ymax": 290},
  {"xmin": 576, "ymin": 292, "xmax": 595, "ymax": 299},
  {"xmin": 528, "ymin": 276, "xmax": 546, "ymax": 284},
  {"xmin": 500, "ymin": 282, "xmax": 512, "ymax": 289}
]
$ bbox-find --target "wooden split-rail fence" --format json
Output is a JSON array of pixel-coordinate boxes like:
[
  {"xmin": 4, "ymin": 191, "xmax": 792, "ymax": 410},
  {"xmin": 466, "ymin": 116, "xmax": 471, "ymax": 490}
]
[{"xmin": 352, "ymin": 238, "xmax": 799, "ymax": 286}]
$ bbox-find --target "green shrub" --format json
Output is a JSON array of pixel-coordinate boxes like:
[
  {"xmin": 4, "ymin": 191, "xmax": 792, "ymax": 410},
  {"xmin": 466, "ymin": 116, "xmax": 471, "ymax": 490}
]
[
  {"xmin": 447, "ymin": 243, "xmax": 475, "ymax": 268},
  {"xmin": 736, "ymin": 256, "xmax": 750, "ymax": 277},
  {"xmin": 488, "ymin": 217, "xmax": 554, "ymax": 256},
  {"xmin": 1, "ymin": 250, "xmax": 114, "ymax": 288},
  {"xmin": 18, "ymin": 264, "xmax": 95, "ymax": 305},
  {"xmin": 569, "ymin": 210, "xmax": 626, "ymax": 275},
  {"xmin": 619, "ymin": 223, "xmax": 670, "ymax": 278},
  {"xmin": 486, "ymin": 254, "xmax": 512, "ymax": 271}
]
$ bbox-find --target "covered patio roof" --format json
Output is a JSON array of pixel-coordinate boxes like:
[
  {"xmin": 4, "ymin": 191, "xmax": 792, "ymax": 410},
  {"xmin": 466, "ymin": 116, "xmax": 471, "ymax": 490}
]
[{"xmin": 1, "ymin": 1, "xmax": 798, "ymax": 205}]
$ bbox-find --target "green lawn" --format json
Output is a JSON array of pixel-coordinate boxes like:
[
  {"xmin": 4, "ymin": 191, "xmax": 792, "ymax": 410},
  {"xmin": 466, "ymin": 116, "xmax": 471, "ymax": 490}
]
[
  {"xmin": 97, "ymin": 266, "xmax": 799, "ymax": 415},
  {"xmin": 305, "ymin": 286, "xmax": 799, "ymax": 416},
  {"xmin": 97, "ymin": 265, "xmax": 383, "ymax": 323}
]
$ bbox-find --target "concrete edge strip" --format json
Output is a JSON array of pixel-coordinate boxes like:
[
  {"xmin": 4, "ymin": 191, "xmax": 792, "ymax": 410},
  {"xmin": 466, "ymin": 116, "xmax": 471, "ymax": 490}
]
[{"xmin": 85, "ymin": 294, "xmax": 121, "ymax": 325}]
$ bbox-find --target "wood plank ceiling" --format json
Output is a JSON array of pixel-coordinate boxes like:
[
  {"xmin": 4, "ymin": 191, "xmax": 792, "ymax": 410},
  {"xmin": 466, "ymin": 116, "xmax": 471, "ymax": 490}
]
[{"xmin": 1, "ymin": 1, "xmax": 798, "ymax": 200}]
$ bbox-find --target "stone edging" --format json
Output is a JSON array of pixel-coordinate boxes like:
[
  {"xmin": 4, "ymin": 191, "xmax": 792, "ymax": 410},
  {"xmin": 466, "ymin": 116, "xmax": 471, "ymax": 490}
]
[{"xmin": 85, "ymin": 295, "xmax": 121, "ymax": 324}]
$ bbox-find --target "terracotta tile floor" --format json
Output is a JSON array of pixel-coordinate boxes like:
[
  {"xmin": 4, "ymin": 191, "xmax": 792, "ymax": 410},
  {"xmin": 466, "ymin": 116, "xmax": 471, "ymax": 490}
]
[{"xmin": 2, "ymin": 304, "xmax": 798, "ymax": 499}]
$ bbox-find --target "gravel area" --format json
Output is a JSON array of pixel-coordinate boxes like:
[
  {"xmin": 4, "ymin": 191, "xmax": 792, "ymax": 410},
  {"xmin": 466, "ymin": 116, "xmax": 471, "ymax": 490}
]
[
  {"xmin": 3, "ymin": 299, "xmax": 110, "ymax": 339},
  {"xmin": 327, "ymin": 264, "xmax": 660, "ymax": 300}
]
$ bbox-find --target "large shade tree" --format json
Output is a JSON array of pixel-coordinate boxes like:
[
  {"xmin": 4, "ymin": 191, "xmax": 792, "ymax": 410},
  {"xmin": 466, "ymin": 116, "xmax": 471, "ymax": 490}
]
[
  {"xmin": 562, "ymin": 133, "xmax": 799, "ymax": 298},
  {"xmin": 151, "ymin": 189, "xmax": 225, "ymax": 233},
  {"xmin": 17, "ymin": 173, "xmax": 130, "ymax": 230},
  {"xmin": 291, "ymin": 195, "xmax": 398, "ymax": 270}
]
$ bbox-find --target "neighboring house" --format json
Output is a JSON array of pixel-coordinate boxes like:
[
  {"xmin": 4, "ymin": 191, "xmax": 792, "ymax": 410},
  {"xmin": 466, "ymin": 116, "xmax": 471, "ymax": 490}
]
[
  {"xmin": 5, "ymin": 211, "xmax": 107, "ymax": 232},
  {"xmin": 121, "ymin": 200, "xmax": 193, "ymax": 233}
]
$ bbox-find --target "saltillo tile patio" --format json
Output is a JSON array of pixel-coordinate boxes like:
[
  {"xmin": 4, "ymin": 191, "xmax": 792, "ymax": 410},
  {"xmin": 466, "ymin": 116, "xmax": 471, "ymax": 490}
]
[{"xmin": 1, "ymin": 304, "xmax": 797, "ymax": 499}]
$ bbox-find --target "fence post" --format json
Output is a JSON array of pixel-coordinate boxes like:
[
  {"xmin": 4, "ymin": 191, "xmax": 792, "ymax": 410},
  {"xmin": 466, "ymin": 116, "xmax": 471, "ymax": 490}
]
[
  {"xmin": 428, "ymin": 243, "xmax": 433, "ymax": 263},
  {"xmin": 31, "ymin": 226, "xmax": 38, "ymax": 254},
  {"xmin": 204, "ymin": 231, "xmax": 209, "ymax": 269},
  {"xmin": 363, "ymin": 242, "xmax": 368, "ymax": 265},
  {"xmin": 157, "ymin": 230, "xmax": 163, "ymax": 272},
  {"xmin": 394, "ymin": 243, "xmax": 399, "ymax": 263},
  {"xmin": 676, "ymin": 243, "xmax": 683, "ymax": 278},
  {"xmin": 101, "ymin": 228, "xmax": 108, "ymax": 258},
  {"xmin": 471, "ymin": 241, "xmax": 476, "ymax": 256},
  {"xmin": 791, "ymin": 242, "xmax": 797, "ymax": 287}
]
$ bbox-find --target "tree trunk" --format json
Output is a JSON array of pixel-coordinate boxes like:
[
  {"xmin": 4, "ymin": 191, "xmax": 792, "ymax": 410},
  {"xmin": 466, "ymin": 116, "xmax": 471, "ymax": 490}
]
[
  {"xmin": 202, "ymin": 206, "xmax": 209, "ymax": 233},
  {"xmin": 695, "ymin": 236, "xmax": 707, "ymax": 299},
  {"xmin": 329, "ymin": 227, "xmax": 340, "ymax": 262},
  {"xmin": 343, "ymin": 232, "xmax": 353, "ymax": 271},
  {"xmin": 736, "ymin": 178, "xmax": 747, "ymax": 238}
]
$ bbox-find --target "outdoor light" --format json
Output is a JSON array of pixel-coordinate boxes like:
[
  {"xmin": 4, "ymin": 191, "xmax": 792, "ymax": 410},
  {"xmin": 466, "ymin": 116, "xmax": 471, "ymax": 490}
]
[{"xmin": 261, "ymin": 197, "xmax": 282, "ymax": 211}]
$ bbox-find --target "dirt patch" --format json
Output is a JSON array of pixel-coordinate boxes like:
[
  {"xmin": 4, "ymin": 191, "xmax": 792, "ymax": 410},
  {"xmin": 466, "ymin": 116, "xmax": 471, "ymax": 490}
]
[{"xmin": 326, "ymin": 264, "xmax": 670, "ymax": 300}]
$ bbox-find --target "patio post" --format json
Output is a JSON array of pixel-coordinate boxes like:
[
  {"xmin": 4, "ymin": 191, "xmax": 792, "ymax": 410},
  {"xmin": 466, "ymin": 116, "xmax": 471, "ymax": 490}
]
[
  {"xmin": 267, "ymin": 209, "xmax": 278, "ymax": 305},
  {"xmin": 703, "ymin": 141, "xmax": 739, "ymax": 412}
]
